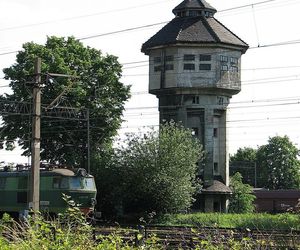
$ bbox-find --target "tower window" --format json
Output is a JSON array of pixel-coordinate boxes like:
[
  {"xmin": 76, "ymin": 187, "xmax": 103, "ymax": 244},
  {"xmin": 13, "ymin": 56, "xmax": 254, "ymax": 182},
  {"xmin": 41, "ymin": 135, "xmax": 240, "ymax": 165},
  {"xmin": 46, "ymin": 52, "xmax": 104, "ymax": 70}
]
[
  {"xmin": 184, "ymin": 64, "xmax": 195, "ymax": 70},
  {"xmin": 177, "ymin": 11, "xmax": 186, "ymax": 17},
  {"xmin": 199, "ymin": 64, "xmax": 211, "ymax": 71},
  {"xmin": 165, "ymin": 55, "xmax": 174, "ymax": 62},
  {"xmin": 154, "ymin": 57, "xmax": 161, "ymax": 63},
  {"xmin": 189, "ymin": 10, "xmax": 198, "ymax": 16},
  {"xmin": 192, "ymin": 96, "xmax": 199, "ymax": 104},
  {"xmin": 213, "ymin": 128, "xmax": 218, "ymax": 137},
  {"xmin": 220, "ymin": 55, "xmax": 228, "ymax": 62},
  {"xmin": 184, "ymin": 54, "xmax": 195, "ymax": 61},
  {"xmin": 230, "ymin": 57, "xmax": 238, "ymax": 65},
  {"xmin": 154, "ymin": 65, "xmax": 162, "ymax": 72},
  {"xmin": 165, "ymin": 64, "xmax": 174, "ymax": 71},
  {"xmin": 230, "ymin": 66, "xmax": 238, "ymax": 72},
  {"xmin": 221, "ymin": 65, "xmax": 228, "ymax": 71},
  {"xmin": 218, "ymin": 97, "xmax": 224, "ymax": 105},
  {"xmin": 214, "ymin": 162, "xmax": 219, "ymax": 174},
  {"xmin": 200, "ymin": 54, "xmax": 211, "ymax": 61}
]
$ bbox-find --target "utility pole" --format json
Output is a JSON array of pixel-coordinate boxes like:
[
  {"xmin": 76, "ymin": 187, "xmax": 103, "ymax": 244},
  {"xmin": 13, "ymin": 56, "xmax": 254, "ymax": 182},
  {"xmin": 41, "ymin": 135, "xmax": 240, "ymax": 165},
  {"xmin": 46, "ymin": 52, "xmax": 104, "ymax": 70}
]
[
  {"xmin": 254, "ymin": 162, "xmax": 257, "ymax": 188},
  {"xmin": 30, "ymin": 57, "xmax": 41, "ymax": 213},
  {"xmin": 87, "ymin": 109, "xmax": 91, "ymax": 174}
]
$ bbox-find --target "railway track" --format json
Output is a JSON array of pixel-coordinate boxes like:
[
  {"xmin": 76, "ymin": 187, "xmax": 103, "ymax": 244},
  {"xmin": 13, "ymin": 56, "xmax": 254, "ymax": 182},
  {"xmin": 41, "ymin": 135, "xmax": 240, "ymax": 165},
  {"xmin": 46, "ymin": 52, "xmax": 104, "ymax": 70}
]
[{"xmin": 94, "ymin": 225, "xmax": 300, "ymax": 249}]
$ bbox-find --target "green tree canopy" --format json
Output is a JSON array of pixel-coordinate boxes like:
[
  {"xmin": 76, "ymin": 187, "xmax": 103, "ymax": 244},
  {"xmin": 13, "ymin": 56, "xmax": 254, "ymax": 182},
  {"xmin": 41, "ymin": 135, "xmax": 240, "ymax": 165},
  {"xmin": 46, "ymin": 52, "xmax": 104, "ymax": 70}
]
[
  {"xmin": 94, "ymin": 122, "xmax": 204, "ymax": 216},
  {"xmin": 228, "ymin": 172, "xmax": 255, "ymax": 213},
  {"xmin": 0, "ymin": 36, "xmax": 130, "ymax": 165},
  {"xmin": 230, "ymin": 147, "xmax": 258, "ymax": 187},
  {"xmin": 256, "ymin": 136, "xmax": 300, "ymax": 189},
  {"xmin": 230, "ymin": 147, "xmax": 257, "ymax": 163}
]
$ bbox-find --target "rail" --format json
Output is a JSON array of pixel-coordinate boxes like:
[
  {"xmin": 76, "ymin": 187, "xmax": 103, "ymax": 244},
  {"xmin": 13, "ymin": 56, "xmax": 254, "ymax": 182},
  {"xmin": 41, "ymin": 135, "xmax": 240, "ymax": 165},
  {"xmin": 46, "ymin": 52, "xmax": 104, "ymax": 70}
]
[{"xmin": 94, "ymin": 225, "xmax": 300, "ymax": 249}]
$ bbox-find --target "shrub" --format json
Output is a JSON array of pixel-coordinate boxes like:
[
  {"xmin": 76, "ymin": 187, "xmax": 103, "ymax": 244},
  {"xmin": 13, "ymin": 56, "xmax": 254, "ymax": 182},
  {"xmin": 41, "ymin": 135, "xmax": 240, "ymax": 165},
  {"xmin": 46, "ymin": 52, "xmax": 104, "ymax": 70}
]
[{"xmin": 228, "ymin": 172, "xmax": 255, "ymax": 213}]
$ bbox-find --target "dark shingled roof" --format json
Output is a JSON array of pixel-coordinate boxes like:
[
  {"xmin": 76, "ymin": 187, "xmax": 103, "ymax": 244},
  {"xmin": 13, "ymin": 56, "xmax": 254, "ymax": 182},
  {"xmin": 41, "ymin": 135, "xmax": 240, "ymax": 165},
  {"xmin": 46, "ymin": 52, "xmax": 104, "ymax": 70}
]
[
  {"xmin": 173, "ymin": 0, "xmax": 217, "ymax": 14},
  {"xmin": 141, "ymin": 0, "xmax": 248, "ymax": 54},
  {"xmin": 254, "ymin": 189, "xmax": 300, "ymax": 199},
  {"xmin": 201, "ymin": 180, "xmax": 232, "ymax": 194}
]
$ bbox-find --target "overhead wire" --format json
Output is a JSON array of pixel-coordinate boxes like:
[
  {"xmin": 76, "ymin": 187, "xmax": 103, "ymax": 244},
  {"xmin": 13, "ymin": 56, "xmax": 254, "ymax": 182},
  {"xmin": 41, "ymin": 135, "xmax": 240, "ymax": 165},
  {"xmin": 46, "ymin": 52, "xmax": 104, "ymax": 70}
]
[
  {"xmin": 122, "ymin": 65, "xmax": 300, "ymax": 77},
  {"xmin": 1, "ymin": 1, "xmax": 299, "ymax": 148},
  {"xmin": 0, "ymin": 0, "xmax": 298, "ymax": 57},
  {"xmin": 0, "ymin": 0, "xmax": 173, "ymax": 32},
  {"xmin": 9, "ymin": 114, "xmax": 300, "ymax": 137},
  {"xmin": 121, "ymin": 42, "xmax": 300, "ymax": 70}
]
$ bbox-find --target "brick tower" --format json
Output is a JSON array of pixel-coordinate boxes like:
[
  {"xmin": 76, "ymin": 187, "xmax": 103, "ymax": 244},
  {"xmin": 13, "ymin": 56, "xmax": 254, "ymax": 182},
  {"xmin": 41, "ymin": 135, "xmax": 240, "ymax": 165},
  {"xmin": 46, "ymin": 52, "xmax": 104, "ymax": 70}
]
[{"xmin": 141, "ymin": 0, "xmax": 248, "ymax": 212}]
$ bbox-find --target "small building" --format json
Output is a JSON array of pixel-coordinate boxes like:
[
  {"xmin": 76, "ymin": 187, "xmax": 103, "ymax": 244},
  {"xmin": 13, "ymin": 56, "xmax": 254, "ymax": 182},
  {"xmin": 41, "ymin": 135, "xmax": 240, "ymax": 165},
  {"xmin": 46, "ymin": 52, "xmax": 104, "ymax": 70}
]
[
  {"xmin": 142, "ymin": 0, "xmax": 248, "ymax": 212},
  {"xmin": 254, "ymin": 189, "xmax": 300, "ymax": 213}
]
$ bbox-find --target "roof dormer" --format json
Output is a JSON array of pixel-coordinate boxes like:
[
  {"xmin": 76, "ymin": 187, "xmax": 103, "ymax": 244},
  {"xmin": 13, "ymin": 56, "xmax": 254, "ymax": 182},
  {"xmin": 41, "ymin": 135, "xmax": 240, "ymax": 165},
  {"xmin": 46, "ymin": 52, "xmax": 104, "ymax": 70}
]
[{"xmin": 172, "ymin": 0, "xmax": 217, "ymax": 18}]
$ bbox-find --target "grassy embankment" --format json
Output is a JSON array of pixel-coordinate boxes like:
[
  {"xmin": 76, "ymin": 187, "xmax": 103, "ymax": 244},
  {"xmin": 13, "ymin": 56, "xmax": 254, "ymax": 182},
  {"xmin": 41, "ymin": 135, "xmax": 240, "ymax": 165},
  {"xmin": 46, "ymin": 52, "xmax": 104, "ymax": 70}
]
[
  {"xmin": 157, "ymin": 212, "xmax": 300, "ymax": 230},
  {"xmin": 1, "ymin": 212, "xmax": 299, "ymax": 249}
]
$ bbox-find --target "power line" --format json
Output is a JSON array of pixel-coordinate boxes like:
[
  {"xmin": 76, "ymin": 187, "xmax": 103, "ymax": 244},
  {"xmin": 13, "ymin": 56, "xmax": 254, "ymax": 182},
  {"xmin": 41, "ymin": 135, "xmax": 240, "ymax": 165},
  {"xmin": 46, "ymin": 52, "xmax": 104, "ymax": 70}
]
[
  {"xmin": 0, "ymin": 0, "xmax": 279, "ymax": 34},
  {"xmin": 124, "ymin": 104, "xmax": 300, "ymax": 117},
  {"xmin": 122, "ymin": 43, "xmax": 300, "ymax": 69},
  {"xmin": 0, "ymin": 0, "xmax": 297, "ymax": 57},
  {"xmin": 218, "ymin": 0, "xmax": 277, "ymax": 13},
  {"xmin": 249, "ymin": 39, "xmax": 300, "ymax": 49},
  {"xmin": 0, "ymin": 50, "xmax": 19, "ymax": 56},
  {"xmin": 6, "ymin": 115, "xmax": 300, "ymax": 137},
  {"xmin": 78, "ymin": 21, "xmax": 168, "ymax": 41},
  {"xmin": 122, "ymin": 65, "xmax": 300, "ymax": 76},
  {"xmin": 125, "ymin": 74, "xmax": 300, "ymax": 96},
  {"xmin": 0, "ymin": 0, "xmax": 173, "ymax": 32},
  {"xmin": 119, "ymin": 115, "xmax": 300, "ymax": 130},
  {"xmin": 123, "ymin": 100, "xmax": 300, "ymax": 112}
]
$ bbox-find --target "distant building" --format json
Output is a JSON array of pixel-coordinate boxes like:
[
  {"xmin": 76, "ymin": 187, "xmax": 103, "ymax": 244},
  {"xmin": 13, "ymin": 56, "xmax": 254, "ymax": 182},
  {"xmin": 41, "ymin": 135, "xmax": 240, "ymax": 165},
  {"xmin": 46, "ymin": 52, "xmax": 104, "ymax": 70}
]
[
  {"xmin": 142, "ymin": 0, "xmax": 248, "ymax": 212},
  {"xmin": 253, "ymin": 189, "xmax": 300, "ymax": 213}
]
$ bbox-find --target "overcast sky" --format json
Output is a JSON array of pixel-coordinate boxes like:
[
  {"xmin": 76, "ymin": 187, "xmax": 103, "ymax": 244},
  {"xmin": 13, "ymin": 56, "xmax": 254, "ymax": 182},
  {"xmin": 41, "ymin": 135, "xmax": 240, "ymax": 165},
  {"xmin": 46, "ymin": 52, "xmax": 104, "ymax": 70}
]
[{"xmin": 1, "ymin": 0, "xmax": 300, "ymax": 163}]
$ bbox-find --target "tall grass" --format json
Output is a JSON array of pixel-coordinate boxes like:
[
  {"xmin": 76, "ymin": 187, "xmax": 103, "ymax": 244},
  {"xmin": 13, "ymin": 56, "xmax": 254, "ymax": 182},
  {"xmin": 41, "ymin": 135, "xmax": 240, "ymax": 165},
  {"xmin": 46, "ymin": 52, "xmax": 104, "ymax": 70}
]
[
  {"xmin": 158, "ymin": 212, "xmax": 300, "ymax": 230},
  {"xmin": 0, "ymin": 201, "xmax": 299, "ymax": 250}
]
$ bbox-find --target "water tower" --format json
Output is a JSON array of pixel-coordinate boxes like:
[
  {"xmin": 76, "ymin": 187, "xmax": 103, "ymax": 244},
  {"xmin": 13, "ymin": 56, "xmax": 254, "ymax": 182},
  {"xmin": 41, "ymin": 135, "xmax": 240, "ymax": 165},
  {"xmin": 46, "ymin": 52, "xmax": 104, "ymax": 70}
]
[{"xmin": 141, "ymin": 0, "xmax": 248, "ymax": 212}]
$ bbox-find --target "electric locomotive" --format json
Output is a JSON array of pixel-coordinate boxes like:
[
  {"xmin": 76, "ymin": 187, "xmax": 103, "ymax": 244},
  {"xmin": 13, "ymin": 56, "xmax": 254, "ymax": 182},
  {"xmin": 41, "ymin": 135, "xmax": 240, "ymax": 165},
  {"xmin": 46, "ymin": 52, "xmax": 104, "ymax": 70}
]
[{"xmin": 0, "ymin": 164, "xmax": 97, "ymax": 217}]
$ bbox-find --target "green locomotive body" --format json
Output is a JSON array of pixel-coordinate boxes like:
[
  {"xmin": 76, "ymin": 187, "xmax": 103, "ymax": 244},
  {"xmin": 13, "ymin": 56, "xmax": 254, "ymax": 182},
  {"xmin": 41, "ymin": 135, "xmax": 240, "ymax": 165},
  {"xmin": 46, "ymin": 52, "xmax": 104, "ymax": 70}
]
[{"xmin": 0, "ymin": 166, "xmax": 97, "ymax": 217}]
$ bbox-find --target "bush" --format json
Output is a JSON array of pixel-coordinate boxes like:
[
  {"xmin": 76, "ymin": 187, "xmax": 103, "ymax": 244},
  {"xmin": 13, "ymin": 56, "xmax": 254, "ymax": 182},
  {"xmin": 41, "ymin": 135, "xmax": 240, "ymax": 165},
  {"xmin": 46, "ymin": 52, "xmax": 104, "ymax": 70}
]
[
  {"xmin": 228, "ymin": 172, "xmax": 255, "ymax": 213},
  {"xmin": 93, "ymin": 122, "xmax": 204, "ymax": 217}
]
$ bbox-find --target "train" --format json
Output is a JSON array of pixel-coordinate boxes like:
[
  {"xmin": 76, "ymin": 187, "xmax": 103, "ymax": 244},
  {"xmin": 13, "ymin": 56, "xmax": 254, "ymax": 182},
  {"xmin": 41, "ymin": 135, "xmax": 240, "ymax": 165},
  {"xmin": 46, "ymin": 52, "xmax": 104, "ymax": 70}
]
[{"xmin": 0, "ymin": 164, "xmax": 97, "ymax": 218}]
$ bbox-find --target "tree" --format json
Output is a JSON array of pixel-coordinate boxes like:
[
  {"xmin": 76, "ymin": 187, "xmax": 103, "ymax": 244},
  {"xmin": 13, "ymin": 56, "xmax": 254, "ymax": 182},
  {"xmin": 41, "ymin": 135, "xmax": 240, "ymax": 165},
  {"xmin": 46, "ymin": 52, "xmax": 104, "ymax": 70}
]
[
  {"xmin": 94, "ymin": 122, "xmax": 204, "ymax": 216},
  {"xmin": 230, "ymin": 147, "xmax": 258, "ymax": 187},
  {"xmin": 228, "ymin": 172, "xmax": 255, "ymax": 213},
  {"xmin": 230, "ymin": 147, "xmax": 257, "ymax": 163},
  {"xmin": 256, "ymin": 136, "xmax": 300, "ymax": 189},
  {"xmin": 0, "ymin": 36, "xmax": 130, "ymax": 165}
]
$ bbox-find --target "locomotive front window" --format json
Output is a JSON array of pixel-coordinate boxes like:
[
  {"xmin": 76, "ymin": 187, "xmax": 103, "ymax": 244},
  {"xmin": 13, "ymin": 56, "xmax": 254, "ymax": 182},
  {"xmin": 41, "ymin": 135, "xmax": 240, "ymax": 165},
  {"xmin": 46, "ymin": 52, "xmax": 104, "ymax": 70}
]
[
  {"xmin": 84, "ymin": 178, "xmax": 95, "ymax": 190},
  {"xmin": 53, "ymin": 177, "xmax": 69, "ymax": 189},
  {"xmin": 53, "ymin": 176, "xmax": 95, "ymax": 190},
  {"xmin": 70, "ymin": 177, "xmax": 82, "ymax": 189},
  {"xmin": 60, "ymin": 178, "xmax": 69, "ymax": 188},
  {"xmin": 69, "ymin": 177, "xmax": 95, "ymax": 190}
]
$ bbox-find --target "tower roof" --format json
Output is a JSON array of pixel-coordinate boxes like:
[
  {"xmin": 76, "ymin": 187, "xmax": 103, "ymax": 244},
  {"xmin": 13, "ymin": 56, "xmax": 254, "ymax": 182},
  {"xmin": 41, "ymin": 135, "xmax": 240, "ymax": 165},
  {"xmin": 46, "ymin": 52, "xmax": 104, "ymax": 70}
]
[
  {"xmin": 201, "ymin": 180, "xmax": 232, "ymax": 194},
  {"xmin": 173, "ymin": 0, "xmax": 217, "ymax": 16},
  {"xmin": 141, "ymin": 0, "xmax": 248, "ymax": 54}
]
